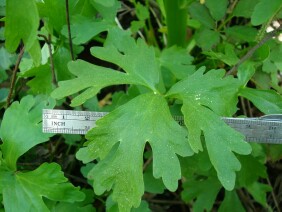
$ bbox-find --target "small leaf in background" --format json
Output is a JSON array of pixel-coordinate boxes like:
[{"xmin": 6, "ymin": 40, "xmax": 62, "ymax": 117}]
[
  {"xmin": 135, "ymin": 2, "xmax": 150, "ymax": 21},
  {"xmin": 20, "ymin": 64, "xmax": 53, "ymax": 95},
  {"xmin": 247, "ymin": 182, "xmax": 272, "ymax": 206},
  {"xmin": 76, "ymin": 93, "xmax": 193, "ymax": 211},
  {"xmin": 225, "ymin": 26, "xmax": 258, "ymax": 42},
  {"xmin": 38, "ymin": 0, "xmax": 68, "ymax": 33},
  {"xmin": 205, "ymin": 0, "xmax": 228, "ymax": 21},
  {"xmin": 143, "ymin": 164, "xmax": 165, "ymax": 194},
  {"xmin": 218, "ymin": 191, "xmax": 245, "ymax": 212},
  {"xmin": 203, "ymin": 43, "xmax": 239, "ymax": 66},
  {"xmin": 159, "ymin": 46, "xmax": 195, "ymax": 80},
  {"xmin": 0, "ymin": 88, "xmax": 8, "ymax": 109},
  {"xmin": 233, "ymin": 0, "xmax": 258, "ymax": 18},
  {"xmin": 252, "ymin": 44, "xmax": 270, "ymax": 62},
  {"xmin": 61, "ymin": 15, "xmax": 112, "ymax": 45},
  {"xmin": 239, "ymin": 87, "xmax": 282, "ymax": 114},
  {"xmin": 251, "ymin": 0, "xmax": 282, "ymax": 26},
  {"xmin": 195, "ymin": 27, "xmax": 220, "ymax": 50},
  {"xmin": 237, "ymin": 62, "xmax": 256, "ymax": 85},
  {"xmin": 5, "ymin": 0, "xmax": 39, "ymax": 52},
  {"xmin": 188, "ymin": 2, "xmax": 215, "ymax": 29},
  {"xmin": 91, "ymin": 0, "xmax": 121, "ymax": 21},
  {"xmin": 237, "ymin": 155, "xmax": 267, "ymax": 187},
  {"xmin": 167, "ymin": 68, "xmax": 252, "ymax": 190},
  {"xmin": 0, "ymin": 95, "xmax": 55, "ymax": 170},
  {"xmin": 53, "ymin": 47, "xmax": 74, "ymax": 81},
  {"xmin": 181, "ymin": 175, "xmax": 222, "ymax": 212},
  {"xmin": 0, "ymin": 163, "xmax": 85, "ymax": 212},
  {"xmin": 0, "ymin": 47, "xmax": 14, "ymax": 70}
]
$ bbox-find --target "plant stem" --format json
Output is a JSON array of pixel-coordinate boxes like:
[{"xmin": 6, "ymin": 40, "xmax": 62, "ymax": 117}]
[
  {"xmin": 38, "ymin": 34, "xmax": 57, "ymax": 86},
  {"xmin": 6, "ymin": 46, "xmax": 25, "ymax": 108},
  {"xmin": 226, "ymin": 25, "xmax": 282, "ymax": 76},
  {"xmin": 163, "ymin": 0, "xmax": 187, "ymax": 47},
  {"xmin": 65, "ymin": 0, "xmax": 74, "ymax": 60}
]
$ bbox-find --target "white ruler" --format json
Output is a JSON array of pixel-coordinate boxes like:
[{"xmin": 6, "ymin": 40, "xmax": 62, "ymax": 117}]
[{"xmin": 42, "ymin": 109, "xmax": 282, "ymax": 144}]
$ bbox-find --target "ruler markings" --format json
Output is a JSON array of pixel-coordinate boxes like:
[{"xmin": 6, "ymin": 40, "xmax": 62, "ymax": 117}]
[{"xmin": 43, "ymin": 109, "xmax": 282, "ymax": 144}]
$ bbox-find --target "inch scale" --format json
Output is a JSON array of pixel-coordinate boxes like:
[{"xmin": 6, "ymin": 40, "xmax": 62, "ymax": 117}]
[{"xmin": 42, "ymin": 109, "xmax": 282, "ymax": 144}]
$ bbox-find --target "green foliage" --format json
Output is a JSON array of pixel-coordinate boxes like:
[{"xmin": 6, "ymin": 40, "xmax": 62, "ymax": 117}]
[
  {"xmin": 1, "ymin": 0, "xmax": 282, "ymax": 211},
  {"xmin": 0, "ymin": 163, "xmax": 85, "ymax": 212},
  {"xmin": 76, "ymin": 93, "xmax": 193, "ymax": 210}
]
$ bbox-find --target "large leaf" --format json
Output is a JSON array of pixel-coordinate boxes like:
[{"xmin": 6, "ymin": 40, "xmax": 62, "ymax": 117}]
[
  {"xmin": 0, "ymin": 163, "xmax": 85, "ymax": 212},
  {"xmin": 166, "ymin": 68, "xmax": 252, "ymax": 190},
  {"xmin": 76, "ymin": 93, "xmax": 193, "ymax": 211},
  {"xmin": 239, "ymin": 87, "xmax": 282, "ymax": 114},
  {"xmin": 5, "ymin": 0, "xmax": 39, "ymax": 52},
  {"xmin": 251, "ymin": 0, "xmax": 282, "ymax": 26},
  {"xmin": 0, "ymin": 95, "xmax": 55, "ymax": 170},
  {"xmin": 52, "ymin": 28, "xmax": 160, "ymax": 106}
]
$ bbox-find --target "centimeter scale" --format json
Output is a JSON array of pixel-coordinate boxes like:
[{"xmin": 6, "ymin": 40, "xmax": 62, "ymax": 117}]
[{"xmin": 42, "ymin": 109, "xmax": 282, "ymax": 144}]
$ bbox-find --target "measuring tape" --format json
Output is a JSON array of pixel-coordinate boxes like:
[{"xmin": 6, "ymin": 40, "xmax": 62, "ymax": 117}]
[{"xmin": 42, "ymin": 109, "xmax": 282, "ymax": 144}]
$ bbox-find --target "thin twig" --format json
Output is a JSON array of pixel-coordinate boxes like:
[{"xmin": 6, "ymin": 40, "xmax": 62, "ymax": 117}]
[
  {"xmin": 38, "ymin": 34, "xmax": 57, "ymax": 86},
  {"xmin": 143, "ymin": 156, "xmax": 153, "ymax": 171},
  {"xmin": 6, "ymin": 46, "xmax": 25, "ymax": 108},
  {"xmin": 65, "ymin": 0, "xmax": 74, "ymax": 60},
  {"xmin": 266, "ymin": 177, "xmax": 281, "ymax": 212},
  {"xmin": 226, "ymin": 25, "xmax": 282, "ymax": 76}
]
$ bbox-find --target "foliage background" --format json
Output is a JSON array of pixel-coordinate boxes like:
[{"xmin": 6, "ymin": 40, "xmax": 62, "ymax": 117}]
[{"xmin": 0, "ymin": 0, "xmax": 282, "ymax": 211}]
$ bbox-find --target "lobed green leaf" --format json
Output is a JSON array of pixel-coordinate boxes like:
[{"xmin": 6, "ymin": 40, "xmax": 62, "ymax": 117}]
[
  {"xmin": 76, "ymin": 93, "xmax": 193, "ymax": 211},
  {"xmin": 0, "ymin": 95, "xmax": 55, "ymax": 170}
]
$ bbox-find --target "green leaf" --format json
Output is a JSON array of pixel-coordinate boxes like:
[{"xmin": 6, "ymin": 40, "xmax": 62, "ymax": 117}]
[
  {"xmin": 0, "ymin": 95, "xmax": 55, "ymax": 170},
  {"xmin": 181, "ymin": 175, "xmax": 222, "ymax": 212},
  {"xmin": 167, "ymin": 68, "xmax": 252, "ymax": 190},
  {"xmin": 51, "ymin": 60, "xmax": 141, "ymax": 106},
  {"xmin": 0, "ymin": 88, "xmax": 9, "ymax": 109},
  {"xmin": 91, "ymin": 0, "xmax": 120, "ymax": 21},
  {"xmin": 218, "ymin": 191, "xmax": 245, "ymax": 212},
  {"xmin": 76, "ymin": 93, "xmax": 193, "ymax": 211},
  {"xmin": 195, "ymin": 27, "xmax": 220, "ymax": 50},
  {"xmin": 205, "ymin": 0, "xmax": 228, "ymax": 21},
  {"xmin": 225, "ymin": 26, "xmax": 258, "ymax": 42},
  {"xmin": 5, "ymin": 0, "xmax": 39, "ymax": 52},
  {"xmin": 144, "ymin": 164, "xmax": 165, "ymax": 194},
  {"xmin": 52, "ymin": 28, "xmax": 161, "ymax": 106},
  {"xmin": 252, "ymin": 43, "xmax": 270, "ymax": 62},
  {"xmin": 251, "ymin": 0, "xmax": 282, "ymax": 26},
  {"xmin": 159, "ymin": 46, "xmax": 195, "ymax": 79},
  {"xmin": 135, "ymin": 2, "xmax": 150, "ymax": 21},
  {"xmin": 0, "ymin": 163, "xmax": 85, "ymax": 212},
  {"xmin": 20, "ymin": 64, "xmax": 54, "ymax": 95},
  {"xmin": 38, "ymin": 0, "xmax": 68, "ymax": 33},
  {"xmin": 203, "ymin": 43, "xmax": 239, "ymax": 66},
  {"xmin": 53, "ymin": 47, "xmax": 74, "ymax": 81},
  {"xmin": 246, "ymin": 182, "xmax": 272, "ymax": 206},
  {"xmin": 0, "ymin": 47, "xmax": 14, "ymax": 70},
  {"xmin": 237, "ymin": 155, "xmax": 267, "ymax": 187},
  {"xmin": 233, "ymin": 0, "xmax": 258, "ymax": 18},
  {"xmin": 239, "ymin": 87, "xmax": 282, "ymax": 114},
  {"xmin": 188, "ymin": 2, "xmax": 215, "ymax": 29},
  {"xmin": 237, "ymin": 62, "xmax": 256, "ymax": 85},
  {"xmin": 61, "ymin": 15, "xmax": 112, "ymax": 45}
]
